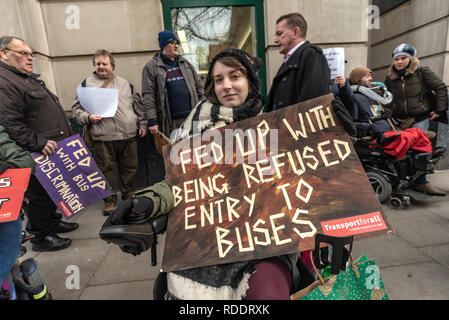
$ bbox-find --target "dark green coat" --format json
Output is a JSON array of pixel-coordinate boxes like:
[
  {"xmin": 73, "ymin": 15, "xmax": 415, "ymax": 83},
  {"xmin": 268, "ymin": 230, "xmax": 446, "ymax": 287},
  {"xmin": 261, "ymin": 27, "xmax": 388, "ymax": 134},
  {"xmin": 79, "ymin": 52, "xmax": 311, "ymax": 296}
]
[
  {"xmin": 384, "ymin": 57, "xmax": 448, "ymax": 121},
  {"xmin": 0, "ymin": 124, "xmax": 35, "ymax": 172}
]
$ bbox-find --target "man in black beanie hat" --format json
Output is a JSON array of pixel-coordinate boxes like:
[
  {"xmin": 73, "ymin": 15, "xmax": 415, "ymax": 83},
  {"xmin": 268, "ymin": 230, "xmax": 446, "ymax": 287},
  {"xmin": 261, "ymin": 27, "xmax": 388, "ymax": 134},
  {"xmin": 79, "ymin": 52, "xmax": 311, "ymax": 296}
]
[{"xmin": 142, "ymin": 30, "xmax": 204, "ymax": 138}]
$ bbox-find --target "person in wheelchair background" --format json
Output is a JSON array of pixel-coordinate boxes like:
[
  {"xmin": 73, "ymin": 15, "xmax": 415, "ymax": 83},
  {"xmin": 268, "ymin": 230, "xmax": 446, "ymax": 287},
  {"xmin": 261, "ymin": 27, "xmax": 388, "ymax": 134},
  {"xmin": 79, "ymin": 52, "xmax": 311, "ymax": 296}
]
[
  {"xmin": 349, "ymin": 67, "xmax": 446, "ymax": 197},
  {"xmin": 349, "ymin": 67, "xmax": 395, "ymax": 138},
  {"xmin": 101, "ymin": 48, "xmax": 356, "ymax": 300}
]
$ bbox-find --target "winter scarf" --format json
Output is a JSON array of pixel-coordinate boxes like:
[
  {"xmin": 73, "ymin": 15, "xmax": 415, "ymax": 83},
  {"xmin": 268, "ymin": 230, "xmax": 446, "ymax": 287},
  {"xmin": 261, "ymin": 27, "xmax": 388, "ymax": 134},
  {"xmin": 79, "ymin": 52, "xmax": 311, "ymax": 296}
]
[
  {"xmin": 164, "ymin": 48, "xmax": 305, "ymax": 300},
  {"xmin": 165, "ymin": 92, "xmax": 304, "ymax": 299},
  {"xmin": 170, "ymin": 90, "xmax": 264, "ymax": 143},
  {"xmin": 387, "ymin": 56, "xmax": 419, "ymax": 80},
  {"xmin": 167, "ymin": 261, "xmax": 258, "ymax": 300},
  {"xmin": 166, "ymin": 87, "xmax": 265, "ymax": 300}
]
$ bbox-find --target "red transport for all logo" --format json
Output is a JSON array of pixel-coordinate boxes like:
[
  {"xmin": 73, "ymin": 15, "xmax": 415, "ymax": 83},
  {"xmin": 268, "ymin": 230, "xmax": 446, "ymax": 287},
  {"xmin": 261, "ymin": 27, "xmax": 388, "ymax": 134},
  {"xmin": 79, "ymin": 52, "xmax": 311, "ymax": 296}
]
[
  {"xmin": 321, "ymin": 212, "xmax": 387, "ymax": 237},
  {"xmin": 58, "ymin": 201, "xmax": 73, "ymax": 218}
]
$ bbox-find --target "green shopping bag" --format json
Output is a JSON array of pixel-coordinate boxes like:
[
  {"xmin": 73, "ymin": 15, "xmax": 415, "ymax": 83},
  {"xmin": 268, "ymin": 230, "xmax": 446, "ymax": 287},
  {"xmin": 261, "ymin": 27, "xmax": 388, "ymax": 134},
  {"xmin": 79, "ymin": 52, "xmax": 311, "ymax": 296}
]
[{"xmin": 291, "ymin": 252, "xmax": 389, "ymax": 300}]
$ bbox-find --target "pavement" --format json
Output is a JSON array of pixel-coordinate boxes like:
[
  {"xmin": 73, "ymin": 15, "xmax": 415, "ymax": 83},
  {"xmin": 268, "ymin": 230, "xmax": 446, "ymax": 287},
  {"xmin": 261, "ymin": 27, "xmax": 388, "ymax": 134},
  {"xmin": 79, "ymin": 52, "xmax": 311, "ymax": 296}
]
[{"xmin": 19, "ymin": 170, "xmax": 449, "ymax": 300}]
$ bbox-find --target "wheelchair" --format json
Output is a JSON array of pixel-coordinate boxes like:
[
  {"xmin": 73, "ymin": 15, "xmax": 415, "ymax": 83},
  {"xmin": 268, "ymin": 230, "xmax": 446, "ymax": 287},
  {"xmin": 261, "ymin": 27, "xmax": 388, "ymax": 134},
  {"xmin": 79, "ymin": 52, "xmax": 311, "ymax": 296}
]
[
  {"xmin": 99, "ymin": 205, "xmax": 353, "ymax": 300},
  {"xmin": 99, "ymin": 211, "xmax": 168, "ymax": 299},
  {"xmin": 1, "ymin": 204, "xmax": 53, "ymax": 300},
  {"xmin": 354, "ymin": 136, "xmax": 446, "ymax": 208}
]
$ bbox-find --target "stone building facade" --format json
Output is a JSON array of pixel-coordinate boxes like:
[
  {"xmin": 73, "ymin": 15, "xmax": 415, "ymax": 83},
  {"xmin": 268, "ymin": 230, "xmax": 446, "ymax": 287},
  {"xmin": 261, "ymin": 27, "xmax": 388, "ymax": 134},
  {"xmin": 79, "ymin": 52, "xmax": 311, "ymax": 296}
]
[
  {"xmin": 2, "ymin": 0, "xmax": 448, "ymax": 176},
  {"xmin": 2, "ymin": 0, "xmax": 370, "ymax": 109}
]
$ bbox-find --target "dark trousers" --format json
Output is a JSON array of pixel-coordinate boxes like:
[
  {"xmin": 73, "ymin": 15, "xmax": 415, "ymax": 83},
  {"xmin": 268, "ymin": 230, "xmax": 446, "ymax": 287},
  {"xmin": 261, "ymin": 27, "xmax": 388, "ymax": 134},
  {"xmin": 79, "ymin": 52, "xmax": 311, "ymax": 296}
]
[
  {"xmin": 24, "ymin": 175, "xmax": 62, "ymax": 237},
  {"xmin": 91, "ymin": 139, "xmax": 138, "ymax": 201}
]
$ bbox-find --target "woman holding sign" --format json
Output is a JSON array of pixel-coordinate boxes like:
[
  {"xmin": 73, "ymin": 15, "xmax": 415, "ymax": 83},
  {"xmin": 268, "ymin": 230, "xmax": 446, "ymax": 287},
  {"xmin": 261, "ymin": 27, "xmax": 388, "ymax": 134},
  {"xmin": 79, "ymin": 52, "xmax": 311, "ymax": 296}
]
[{"xmin": 103, "ymin": 49, "xmax": 353, "ymax": 300}]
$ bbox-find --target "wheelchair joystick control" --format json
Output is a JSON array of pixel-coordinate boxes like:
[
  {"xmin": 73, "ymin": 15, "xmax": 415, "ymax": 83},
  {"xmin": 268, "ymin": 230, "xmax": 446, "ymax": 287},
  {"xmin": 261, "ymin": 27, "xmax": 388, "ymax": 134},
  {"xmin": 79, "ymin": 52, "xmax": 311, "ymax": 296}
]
[{"xmin": 99, "ymin": 197, "xmax": 168, "ymax": 268}]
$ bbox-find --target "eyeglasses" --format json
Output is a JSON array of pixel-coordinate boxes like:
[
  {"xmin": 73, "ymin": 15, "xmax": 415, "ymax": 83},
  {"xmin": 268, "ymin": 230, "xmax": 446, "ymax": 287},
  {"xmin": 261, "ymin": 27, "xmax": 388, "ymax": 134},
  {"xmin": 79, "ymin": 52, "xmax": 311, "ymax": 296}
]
[
  {"xmin": 3, "ymin": 48, "xmax": 35, "ymax": 58},
  {"xmin": 168, "ymin": 40, "xmax": 179, "ymax": 46}
]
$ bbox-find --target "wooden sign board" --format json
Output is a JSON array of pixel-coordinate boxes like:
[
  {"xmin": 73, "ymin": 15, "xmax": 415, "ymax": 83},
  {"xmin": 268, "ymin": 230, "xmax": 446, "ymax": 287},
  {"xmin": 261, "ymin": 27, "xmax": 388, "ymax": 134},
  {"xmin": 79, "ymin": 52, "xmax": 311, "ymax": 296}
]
[{"xmin": 161, "ymin": 94, "xmax": 392, "ymax": 272}]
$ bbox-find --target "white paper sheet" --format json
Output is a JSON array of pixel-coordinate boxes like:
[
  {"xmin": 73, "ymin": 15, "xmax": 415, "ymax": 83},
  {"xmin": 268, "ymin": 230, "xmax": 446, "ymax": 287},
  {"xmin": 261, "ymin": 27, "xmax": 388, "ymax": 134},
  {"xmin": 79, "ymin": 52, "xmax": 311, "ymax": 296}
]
[
  {"xmin": 323, "ymin": 48, "xmax": 345, "ymax": 80},
  {"xmin": 76, "ymin": 87, "xmax": 119, "ymax": 118}
]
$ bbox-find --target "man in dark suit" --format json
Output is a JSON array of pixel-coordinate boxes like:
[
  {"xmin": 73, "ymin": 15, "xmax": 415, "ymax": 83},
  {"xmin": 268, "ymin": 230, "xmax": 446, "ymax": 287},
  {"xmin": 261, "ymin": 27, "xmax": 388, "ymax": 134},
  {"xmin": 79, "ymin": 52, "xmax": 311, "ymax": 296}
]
[{"xmin": 266, "ymin": 12, "xmax": 331, "ymax": 112}]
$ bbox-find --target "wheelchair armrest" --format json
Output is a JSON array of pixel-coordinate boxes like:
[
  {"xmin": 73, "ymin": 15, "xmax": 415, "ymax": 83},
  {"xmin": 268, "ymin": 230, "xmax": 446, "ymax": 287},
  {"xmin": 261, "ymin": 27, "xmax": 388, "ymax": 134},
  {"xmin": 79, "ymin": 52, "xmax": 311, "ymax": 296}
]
[
  {"xmin": 414, "ymin": 152, "xmax": 433, "ymax": 171},
  {"xmin": 99, "ymin": 214, "xmax": 168, "ymax": 256},
  {"xmin": 432, "ymin": 146, "xmax": 446, "ymax": 159},
  {"xmin": 99, "ymin": 224, "xmax": 155, "ymax": 256}
]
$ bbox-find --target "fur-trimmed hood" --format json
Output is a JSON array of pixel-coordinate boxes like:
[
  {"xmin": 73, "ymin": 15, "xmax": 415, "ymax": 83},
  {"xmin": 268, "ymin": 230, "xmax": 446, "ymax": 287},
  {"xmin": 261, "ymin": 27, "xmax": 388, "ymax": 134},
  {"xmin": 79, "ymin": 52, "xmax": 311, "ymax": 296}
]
[
  {"xmin": 385, "ymin": 56, "xmax": 448, "ymax": 119},
  {"xmin": 387, "ymin": 57, "xmax": 420, "ymax": 80}
]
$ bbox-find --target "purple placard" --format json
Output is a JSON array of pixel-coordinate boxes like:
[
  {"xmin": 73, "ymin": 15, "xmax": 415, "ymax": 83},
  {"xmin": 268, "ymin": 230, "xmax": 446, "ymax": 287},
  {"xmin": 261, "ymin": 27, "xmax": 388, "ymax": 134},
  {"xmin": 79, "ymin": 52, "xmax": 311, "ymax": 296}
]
[{"xmin": 31, "ymin": 134, "xmax": 113, "ymax": 218}]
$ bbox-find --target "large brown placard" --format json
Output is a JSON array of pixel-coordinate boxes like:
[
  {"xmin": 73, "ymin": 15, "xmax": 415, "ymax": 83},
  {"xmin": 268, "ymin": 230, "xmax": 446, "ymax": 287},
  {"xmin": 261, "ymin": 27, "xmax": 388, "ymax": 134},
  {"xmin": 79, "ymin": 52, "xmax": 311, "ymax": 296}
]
[{"xmin": 161, "ymin": 94, "xmax": 392, "ymax": 272}]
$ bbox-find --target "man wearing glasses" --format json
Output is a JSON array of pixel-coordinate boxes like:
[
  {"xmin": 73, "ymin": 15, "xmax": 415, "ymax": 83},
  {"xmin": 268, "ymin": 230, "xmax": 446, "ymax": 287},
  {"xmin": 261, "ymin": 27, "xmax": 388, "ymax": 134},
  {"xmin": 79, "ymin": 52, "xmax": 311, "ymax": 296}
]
[
  {"xmin": 72, "ymin": 49, "xmax": 147, "ymax": 216},
  {"xmin": 0, "ymin": 36, "xmax": 78, "ymax": 252},
  {"xmin": 142, "ymin": 30, "xmax": 204, "ymax": 138}
]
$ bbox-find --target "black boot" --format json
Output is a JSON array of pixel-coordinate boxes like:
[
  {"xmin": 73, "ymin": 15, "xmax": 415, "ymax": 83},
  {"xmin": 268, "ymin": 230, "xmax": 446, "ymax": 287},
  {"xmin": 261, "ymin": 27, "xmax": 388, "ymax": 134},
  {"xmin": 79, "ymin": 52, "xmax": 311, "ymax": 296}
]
[
  {"xmin": 31, "ymin": 235, "xmax": 72, "ymax": 252},
  {"xmin": 56, "ymin": 221, "xmax": 79, "ymax": 233}
]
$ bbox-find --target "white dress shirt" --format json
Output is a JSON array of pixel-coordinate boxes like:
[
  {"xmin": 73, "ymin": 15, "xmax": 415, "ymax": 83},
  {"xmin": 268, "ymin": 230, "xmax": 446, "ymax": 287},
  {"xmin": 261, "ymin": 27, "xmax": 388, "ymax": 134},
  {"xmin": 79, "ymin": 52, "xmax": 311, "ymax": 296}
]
[{"xmin": 284, "ymin": 40, "xmax": 305, "ymax": 62}]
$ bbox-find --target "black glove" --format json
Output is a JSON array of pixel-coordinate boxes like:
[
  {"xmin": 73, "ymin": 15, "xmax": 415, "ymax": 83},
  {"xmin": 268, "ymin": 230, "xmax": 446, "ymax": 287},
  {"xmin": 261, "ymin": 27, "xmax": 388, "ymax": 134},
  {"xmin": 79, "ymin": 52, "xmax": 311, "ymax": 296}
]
[
  {"xmin": 355, "ymin": 123, "xmax": 372, "ymax": 138},
  {"xmin": 332, "ymin": 98, "xmax": 357, "ymax": 137},
  {"xmin": 103, "ymin": 197, "xmax": 154, "ymax": 228},
  {"xmin": 0, "ymin": 161, "xmax": 13, "ymax": 174},
  {"xmin": 381, "ymin": 109, "xmax": 392, "ymax": 120},
  {"xmin": 125, "ymin": 197, "xmax": 155, "ymax": 224},
  {"xmin": 372, "ymin": 132, "xmax": 401, "ymax": 146}
]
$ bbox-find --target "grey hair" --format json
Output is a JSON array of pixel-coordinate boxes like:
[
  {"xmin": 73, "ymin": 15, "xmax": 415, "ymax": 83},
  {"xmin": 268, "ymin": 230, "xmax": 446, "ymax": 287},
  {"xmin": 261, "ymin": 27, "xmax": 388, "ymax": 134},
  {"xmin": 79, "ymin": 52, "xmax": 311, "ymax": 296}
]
[{"xmin": 0, "ymin": 36, "xmax": 25, "ymax": 49}]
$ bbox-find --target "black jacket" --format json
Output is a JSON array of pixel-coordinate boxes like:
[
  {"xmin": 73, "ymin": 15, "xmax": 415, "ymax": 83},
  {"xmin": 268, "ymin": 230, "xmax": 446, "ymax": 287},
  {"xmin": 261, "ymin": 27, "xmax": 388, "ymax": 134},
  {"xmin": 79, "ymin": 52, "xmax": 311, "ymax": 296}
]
[
  {"xmin": 384, "ymin": 57, "xmax": 448, "ymax": 122},
  {"xmin": 266, "ymin": 41, "xmax": 331, "ymax": 112},
  {"xmin": 331, "ymin": 79, "xmax": 355, "ymax": 115},
  {"xmin": 353, "ymin": 91, "xmax": 392, "ymax": 136},
  {"xmin": 0, "ymin": 62, "xmax": 73, "ymax": 153}
]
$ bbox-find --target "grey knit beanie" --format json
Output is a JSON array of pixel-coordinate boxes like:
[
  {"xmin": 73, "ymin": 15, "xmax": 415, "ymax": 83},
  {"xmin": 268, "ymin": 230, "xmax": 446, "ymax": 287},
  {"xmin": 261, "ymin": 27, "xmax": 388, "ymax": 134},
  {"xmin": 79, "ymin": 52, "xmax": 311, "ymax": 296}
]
[{"xmin": 392, "ymin": 43, "xmax": 417, "ymax": 61}]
